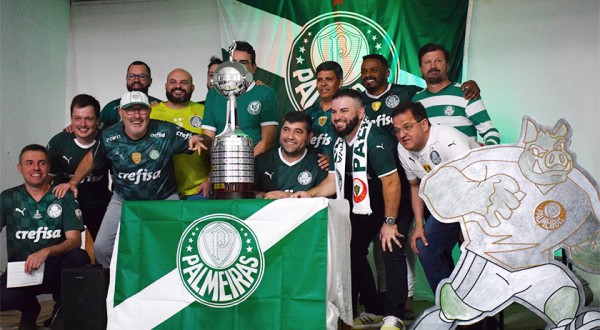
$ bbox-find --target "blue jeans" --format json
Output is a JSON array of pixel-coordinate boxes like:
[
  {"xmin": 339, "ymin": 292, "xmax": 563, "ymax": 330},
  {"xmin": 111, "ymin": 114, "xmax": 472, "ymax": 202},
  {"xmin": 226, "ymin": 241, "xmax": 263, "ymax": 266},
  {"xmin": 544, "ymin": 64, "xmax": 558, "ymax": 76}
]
[{"xmin": 415, "ymin": 215, "xmax": 461, "ymax": 293}]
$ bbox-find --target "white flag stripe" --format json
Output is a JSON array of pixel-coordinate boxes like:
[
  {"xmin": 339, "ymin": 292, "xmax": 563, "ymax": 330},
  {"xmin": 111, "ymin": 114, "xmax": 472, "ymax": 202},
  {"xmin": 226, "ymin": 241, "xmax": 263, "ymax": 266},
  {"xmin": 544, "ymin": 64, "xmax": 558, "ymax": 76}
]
[
  {"xmin": 217, "ymin": 0, "xmax": 301, "ymax": 77},
  {"xmin": 108, "ymin": 198, "xmax": 329, "ymax": 330}
]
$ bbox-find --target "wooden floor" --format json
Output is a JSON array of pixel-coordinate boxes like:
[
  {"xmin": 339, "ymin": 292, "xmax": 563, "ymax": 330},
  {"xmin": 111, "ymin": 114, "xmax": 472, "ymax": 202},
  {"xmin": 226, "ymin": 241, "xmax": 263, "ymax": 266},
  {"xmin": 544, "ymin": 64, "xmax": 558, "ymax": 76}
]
[{"xmin": 0, "ymin": 297, "xmax": 555, "ymax": 330}]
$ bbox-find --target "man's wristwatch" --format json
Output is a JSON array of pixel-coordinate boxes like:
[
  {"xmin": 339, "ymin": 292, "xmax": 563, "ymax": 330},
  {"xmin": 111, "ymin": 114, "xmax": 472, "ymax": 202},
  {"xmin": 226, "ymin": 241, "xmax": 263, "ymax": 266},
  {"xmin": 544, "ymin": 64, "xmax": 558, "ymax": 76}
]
[{"xmin": 385, "ymin": 217, "xmax": 396, "ymax": 226}]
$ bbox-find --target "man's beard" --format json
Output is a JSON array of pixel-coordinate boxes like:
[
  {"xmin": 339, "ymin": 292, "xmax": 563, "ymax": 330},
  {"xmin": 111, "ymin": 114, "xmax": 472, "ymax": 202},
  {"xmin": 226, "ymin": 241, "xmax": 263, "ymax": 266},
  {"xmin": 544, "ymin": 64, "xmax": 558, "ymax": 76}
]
[
  {"xmin": 425, "ymin": 70, "xmax": 445, "ymax": 84},
  {"xmin": 126, "ymin": 84, "xmax": 149, "ymax": 94},
  {"xmin": 166, "ymin": 89, "xmax": 191, "ymax": 104},
  {"xmin": 334, "ymin": 115, "xmax": 360, "ymax": 137}
]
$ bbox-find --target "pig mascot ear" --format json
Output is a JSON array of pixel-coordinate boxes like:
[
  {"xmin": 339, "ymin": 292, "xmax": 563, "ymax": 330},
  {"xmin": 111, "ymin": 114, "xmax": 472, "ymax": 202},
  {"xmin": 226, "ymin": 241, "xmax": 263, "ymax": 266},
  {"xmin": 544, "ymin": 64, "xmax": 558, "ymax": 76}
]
[{"xmin": 523, "ymin": 117, "xmax": 538, "ymax": 144}]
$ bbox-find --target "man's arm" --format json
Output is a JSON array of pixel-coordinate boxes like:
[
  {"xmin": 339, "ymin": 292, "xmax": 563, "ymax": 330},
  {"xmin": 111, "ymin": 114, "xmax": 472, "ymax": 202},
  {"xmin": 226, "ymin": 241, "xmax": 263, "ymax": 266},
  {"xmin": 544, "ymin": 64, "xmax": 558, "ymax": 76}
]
[
  {"xmin": 253, "ymin": 125, "xmax": 277, "ymax": 156},
  {"xmin": 408, "ymin": 178, "xmax": 427, "ymax": 254},
  {"xmin": 53, "ymin": 150, "xmax": 94, "ymax": 198},
  {"xmin": 24, "ymin": 229, "xmax": 82, "ymax": 274},
  {"xmin": 379, "ymin": 171, "xmax": 403, "ymax": 252},
  {"xmin": 263, "ymin": 190, "xmax": 293, "ymax": 199},
  {"xmin": 291, "ymin": 172, "xmax": 335, "ymax": 198},
  {"xmin": 460, "ymin": 80, "xmax": 480, "ymax": 100}
]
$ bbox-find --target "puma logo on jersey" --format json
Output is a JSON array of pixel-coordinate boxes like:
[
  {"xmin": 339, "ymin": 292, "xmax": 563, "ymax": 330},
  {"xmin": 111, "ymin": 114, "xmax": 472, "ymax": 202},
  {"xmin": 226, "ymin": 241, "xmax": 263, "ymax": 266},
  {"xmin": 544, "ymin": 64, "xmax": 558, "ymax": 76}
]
[
  {"xmin": 15, "ymin": 208, "xmax": 26, "ymax": 216},
  {"xmin": 114, "ymin": 151, "xmax": 125, "ymax": 160},
  {"xmin": 62, "ymin": 155, "xmax": 73, "ymax": 164},
  {"xmin": 448, "ymin": 141, "xmax": 456, "ymax": 147},
  {"xmin": 265, "ymin": 171, "xmax": 274, "ymax": 179},
  {"xmin": 376, "ymin": 143, "xmax": 385, "ymax": 150}
]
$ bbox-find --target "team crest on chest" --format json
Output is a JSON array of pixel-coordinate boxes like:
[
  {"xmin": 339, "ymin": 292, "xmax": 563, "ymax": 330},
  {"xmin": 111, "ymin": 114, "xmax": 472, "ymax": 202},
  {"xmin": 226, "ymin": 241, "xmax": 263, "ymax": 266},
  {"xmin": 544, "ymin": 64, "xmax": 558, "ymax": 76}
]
[
  {"xmin": 132, "ymin": 152, "xmax": 142, "ymax": 164},
  {"xmin": 534, "ymin": 200, "xmax": 566, "ymax": 230},
  {"xmin": 47, "ymin": 204, "xmax": 62, "ymax": 218},
  {"xmin": 372, "ymin": 102, "xmax": 382, "ymax": 111},
  {"xmin": 149, "ymin": 150, "xmax": 160, "ymax": 160},
  {"xmin": 444, "ymin": 105, "xmax": 455, "ymax": 116},
  {"xmin": 247, "ymin": 101, "xmax": 261, "ymax": 115},
  {"xmin": 318, "ymin": 116, "xmax": 328, "ymax": 126},
  {"xmin": 297, "ymin": 171, "xmax": 313, "ymax": 185},
  {"xmin": 385, "ymin": 95, "xmax": 400, "ymax": 108},
  {"xmin": 190, "ymin": 115, "xmax": 202, "ymax": 128},
  {"xmin": 430, "ymin": 150, "xmax": 441, "ymax": 165}
]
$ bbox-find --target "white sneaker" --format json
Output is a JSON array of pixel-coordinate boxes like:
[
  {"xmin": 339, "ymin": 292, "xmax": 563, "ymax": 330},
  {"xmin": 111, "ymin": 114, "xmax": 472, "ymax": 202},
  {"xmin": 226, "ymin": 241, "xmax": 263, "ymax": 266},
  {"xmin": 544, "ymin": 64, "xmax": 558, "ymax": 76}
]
[
  {"xmin": 380, "ymin": 315, "xmax": 405, "ymax": 330},
  {"xmin": 353, "ymin": 312, "xmax": 384, "ymax": 328}
]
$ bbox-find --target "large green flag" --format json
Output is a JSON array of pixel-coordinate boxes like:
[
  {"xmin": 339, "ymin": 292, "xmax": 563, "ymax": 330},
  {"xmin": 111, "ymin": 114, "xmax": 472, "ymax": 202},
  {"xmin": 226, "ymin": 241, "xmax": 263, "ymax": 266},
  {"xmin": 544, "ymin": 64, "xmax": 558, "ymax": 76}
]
[
  {"xmin": 107, "ymin": 198, "xmax": 352, "ymax": 329},
  {"xmin": 217, "ymin": 0, "xmax": 470, "ymax": 112}
]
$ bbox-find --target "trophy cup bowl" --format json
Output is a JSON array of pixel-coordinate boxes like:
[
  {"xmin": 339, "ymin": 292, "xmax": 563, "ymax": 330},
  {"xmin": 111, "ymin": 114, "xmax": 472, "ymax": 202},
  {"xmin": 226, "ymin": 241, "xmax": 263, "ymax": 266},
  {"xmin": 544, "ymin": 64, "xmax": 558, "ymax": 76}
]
[{"xmin": 210, "ymin": 59, "xmax": 255, "ymax": 200}]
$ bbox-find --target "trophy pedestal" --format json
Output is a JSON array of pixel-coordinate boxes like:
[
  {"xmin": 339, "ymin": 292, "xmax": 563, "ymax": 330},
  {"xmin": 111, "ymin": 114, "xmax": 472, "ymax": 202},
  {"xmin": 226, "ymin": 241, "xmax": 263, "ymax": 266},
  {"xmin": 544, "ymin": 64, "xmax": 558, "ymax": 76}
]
[{"xmin": 211, "ymin": 183, "xmax": 255, "ymax": 200}]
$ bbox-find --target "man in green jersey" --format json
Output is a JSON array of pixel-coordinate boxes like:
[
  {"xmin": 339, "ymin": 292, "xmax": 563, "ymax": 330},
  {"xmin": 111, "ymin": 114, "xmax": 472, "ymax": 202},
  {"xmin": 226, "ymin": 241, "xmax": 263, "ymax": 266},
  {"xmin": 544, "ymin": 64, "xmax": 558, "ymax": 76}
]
[
  {"xmin": 303, "ymin": 61, "xmax": 342, "ymax": 164},
  {"xmin": 255, "ymin": 111, "xmax": 328, "ymax": 198},
  {"xmin": 151, "ymin": 68, "xmax": 210, "ymax": 199},
  {"xmin": 48, "ymin": 94, "xmax": 110, "ymax": 239},
  {"xmin": 360, "ymin": 54, "xmax": 481, "ymax": 319},
  {"xmin": 294, "ymin": 89, "xmax": 409, "ymax": 330},
  {"xmin": 98, "ymin": 60, "xmax": 162, "ymax": 130},
  {"xmin": 54, "ymin": 91, "xmax": 209, "ymax": 268},
  {"xmin": 413, "ymin": 44, "xmax": 500, "ymax": 145},
  {"xmin": 202, "ymin": 41, "xmax": 279, "ymax": 157},
  {"xmin": 1, "ymin": 145, "xmax": 89, "ymax": 330}
]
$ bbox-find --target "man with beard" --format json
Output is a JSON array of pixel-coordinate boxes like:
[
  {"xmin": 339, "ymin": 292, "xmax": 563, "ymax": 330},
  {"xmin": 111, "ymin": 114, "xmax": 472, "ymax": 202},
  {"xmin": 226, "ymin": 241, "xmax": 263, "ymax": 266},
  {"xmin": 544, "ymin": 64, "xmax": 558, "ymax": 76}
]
[
  {"xmin": 360, "ymin": 53, "xmax": 480, "ymax": 318},
  {"xmin": 202, "ymin": 41, "xmax": 279, "ymax": 157},
  {"xmin": 47, "ymin": 94, "xmax": 110, "ymax": 239},
  {"xmin": 151, "ymin": 68, "xmax": 210, "ymax": 199},
  {"xmin": 293, "ymin": 89, "xmax": 409, "ymax": 330},
  {"xmin": 254, "ymin": 111, "xmax": 328, "ymax": 199},
  {"xmin": 303, "ymin": 61, "xmax": 342, "ymax": 163},
  {"xmin": 413, "ymin": 44, "xmax": 500, "ymax": 145},
  {"xmin": 54, "ymin": 91, "xmax": 209, "ymax": 267},
  {"xmin": 98, "ymin": 61, "xmax": 162, "ymax": 130}
]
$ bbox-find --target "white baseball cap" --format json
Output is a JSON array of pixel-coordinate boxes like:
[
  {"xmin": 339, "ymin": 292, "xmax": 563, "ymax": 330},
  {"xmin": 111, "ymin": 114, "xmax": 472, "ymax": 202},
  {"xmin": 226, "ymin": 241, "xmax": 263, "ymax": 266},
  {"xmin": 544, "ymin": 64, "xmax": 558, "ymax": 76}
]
[{"xmin": 119, "ymin": 91, "xmax": 150, "ymax": 109}]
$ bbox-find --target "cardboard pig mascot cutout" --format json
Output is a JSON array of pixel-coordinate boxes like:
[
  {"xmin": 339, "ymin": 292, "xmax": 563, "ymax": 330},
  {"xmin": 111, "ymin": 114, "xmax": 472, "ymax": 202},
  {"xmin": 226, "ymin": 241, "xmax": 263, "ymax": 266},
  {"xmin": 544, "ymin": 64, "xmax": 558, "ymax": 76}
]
[{"xmin": 412, "ymin": 116, "xmax": 600, "ymax": 330}]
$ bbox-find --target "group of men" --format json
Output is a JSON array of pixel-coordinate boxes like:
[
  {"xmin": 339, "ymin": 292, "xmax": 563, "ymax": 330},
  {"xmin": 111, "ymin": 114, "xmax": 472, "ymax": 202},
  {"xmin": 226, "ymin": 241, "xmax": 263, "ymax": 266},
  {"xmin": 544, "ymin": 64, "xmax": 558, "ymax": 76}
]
[{"xmin": 1, "ymin": 40, "xmax": 499, "ymax": 330}]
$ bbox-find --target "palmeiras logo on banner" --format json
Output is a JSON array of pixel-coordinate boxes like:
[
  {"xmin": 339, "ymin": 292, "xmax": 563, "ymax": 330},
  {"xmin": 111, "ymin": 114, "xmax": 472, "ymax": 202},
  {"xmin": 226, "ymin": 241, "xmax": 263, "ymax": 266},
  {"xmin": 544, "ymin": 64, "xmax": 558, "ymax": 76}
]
[
  {"xmin": 176, "ymin": 214, "xmax": 264, "ymax": 308},
  {"xmin": 286, "ymin": 11, "xmax": 401, "ymax": 111}
]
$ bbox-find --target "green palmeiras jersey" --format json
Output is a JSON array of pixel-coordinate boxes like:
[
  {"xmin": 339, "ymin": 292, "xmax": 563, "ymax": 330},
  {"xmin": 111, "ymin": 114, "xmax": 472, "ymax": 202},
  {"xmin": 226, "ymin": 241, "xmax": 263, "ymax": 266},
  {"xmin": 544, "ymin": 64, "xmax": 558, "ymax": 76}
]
[
  {"xmin": 99, "ymin": 95, "xmax": 162, "ymax": 131},
  {"xmin": 0, "ymin": 186, "xmax": 84, "ymax": 262},
  {"xmin": 47, "ymin": 131, "xmax": 111, "ymax": 205},
  {"xmin": 202, "ymin": 84, "xmax": 279, "ymax": 146},
  {"xmin": 303, "ymin": 102, "xmax": 335, "ymax": 159},
  {"xmin": 255, "ymin": 148, "xmax": 328, "ymax": 193},
  {"xmin": 412, "ymin": 82, "xmax": 500, "ymax": 145},
  {"xmin": 361, "ymin": 83, "xmax": 422, "ymax": 138},
  {"xmin": 94, "ymin": 120, "xmax": 193, "ymax": 200}
]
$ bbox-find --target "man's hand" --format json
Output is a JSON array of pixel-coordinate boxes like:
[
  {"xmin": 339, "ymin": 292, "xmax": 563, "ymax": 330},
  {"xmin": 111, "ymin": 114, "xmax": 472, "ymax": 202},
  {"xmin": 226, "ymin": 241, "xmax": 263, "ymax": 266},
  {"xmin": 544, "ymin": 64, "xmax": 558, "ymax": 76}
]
[
  {"xmin": 264, "ymin": 190, "xmax": 293, "ymax": 199},
  {"xmin": 197, "ymin": 179, "xmax": 210, "ymax": 198},
  {"xmin": 189, "ymin": 134, "xmax": 211, "ymax": 155},
  {"xmin": 461, "ymin": 80, "xmax": 480, "ymax": 100},
  {"xmin": 380, "ymin": 223, "xmax": 404, "ymax": 252},
  {"xmin": 317, "ymin": 153, "xmax": 330, "ymax": 170},
  {"xmin": 410, "ymin": 224, "xmax": 428, "ymax": 254},
  {"xmin": 63, "ymin": 125, "xmax": 74, "ymax": 133},
  {"xmin": 290, "ymin": 191, "xmax": 311, "ymax": 198},
  {"xmin": 24, "ymin": 248, "xmax": 50, "ymax": 274},
  {"xmin": 53, "ymin": 182, "xmax": 78, "ymax": 199}
]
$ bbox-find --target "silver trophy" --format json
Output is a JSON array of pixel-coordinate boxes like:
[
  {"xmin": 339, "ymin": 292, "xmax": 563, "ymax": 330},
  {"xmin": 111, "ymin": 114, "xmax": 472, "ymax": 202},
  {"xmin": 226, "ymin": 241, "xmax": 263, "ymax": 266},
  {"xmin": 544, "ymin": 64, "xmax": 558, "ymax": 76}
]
[{"xmin": 210, "ymin": 41, "xmax": 255, "ymax": 199}]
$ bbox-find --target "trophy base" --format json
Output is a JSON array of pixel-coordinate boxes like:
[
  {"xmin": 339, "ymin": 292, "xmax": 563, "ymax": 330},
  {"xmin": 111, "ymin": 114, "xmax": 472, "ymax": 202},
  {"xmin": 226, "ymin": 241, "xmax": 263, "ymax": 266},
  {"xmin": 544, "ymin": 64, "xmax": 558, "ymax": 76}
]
[{"xmin": 211, "ymin": 182, "xmax": 255, "ymax": 200}]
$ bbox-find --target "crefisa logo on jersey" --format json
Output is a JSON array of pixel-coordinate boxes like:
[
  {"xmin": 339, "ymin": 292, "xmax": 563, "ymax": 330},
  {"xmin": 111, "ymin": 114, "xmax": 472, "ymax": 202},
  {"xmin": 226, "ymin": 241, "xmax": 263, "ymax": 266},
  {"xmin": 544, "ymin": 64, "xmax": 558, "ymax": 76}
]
[
  {"xmin": 177, "ymin": 214, "xmax": 264, "ymax": 308},
  {"xmin": 286, "ymin": 11, "xmax": 401, "ymax": 111}
]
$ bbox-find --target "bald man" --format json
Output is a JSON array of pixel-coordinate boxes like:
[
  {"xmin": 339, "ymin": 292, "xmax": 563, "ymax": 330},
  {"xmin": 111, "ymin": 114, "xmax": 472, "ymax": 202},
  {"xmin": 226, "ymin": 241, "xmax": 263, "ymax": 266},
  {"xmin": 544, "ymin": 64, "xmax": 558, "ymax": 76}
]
[{"xmin": 151, "ymin": 68, "xmax": 211, "ymax": 199}]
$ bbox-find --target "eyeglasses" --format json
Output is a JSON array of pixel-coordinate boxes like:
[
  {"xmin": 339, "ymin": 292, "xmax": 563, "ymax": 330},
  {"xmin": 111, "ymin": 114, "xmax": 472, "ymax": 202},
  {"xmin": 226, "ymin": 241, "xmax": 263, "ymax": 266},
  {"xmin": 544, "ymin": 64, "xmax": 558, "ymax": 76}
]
[
  {"xmin": 123, "ymin": 107, "xmax": 149, "ymax": 115},
  {"xmin": 393, "ymin": 120, "xmax": 423, "ymax": 135},
  {"xmin": 126, "ymin": 73, "xmax": 150, "ymax": 80}
]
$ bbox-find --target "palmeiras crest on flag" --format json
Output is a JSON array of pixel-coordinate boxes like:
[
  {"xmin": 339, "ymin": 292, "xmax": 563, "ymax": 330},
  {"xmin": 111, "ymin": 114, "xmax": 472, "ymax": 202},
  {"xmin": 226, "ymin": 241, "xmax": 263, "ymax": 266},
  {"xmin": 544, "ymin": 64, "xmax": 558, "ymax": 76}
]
[
  {"xmin": 285, "ymin": 11, "xmax": 401, "ymax": 111},
  {"xmin": 176, "ymin": 214, "xmax": 264, "ymax": 308}
]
